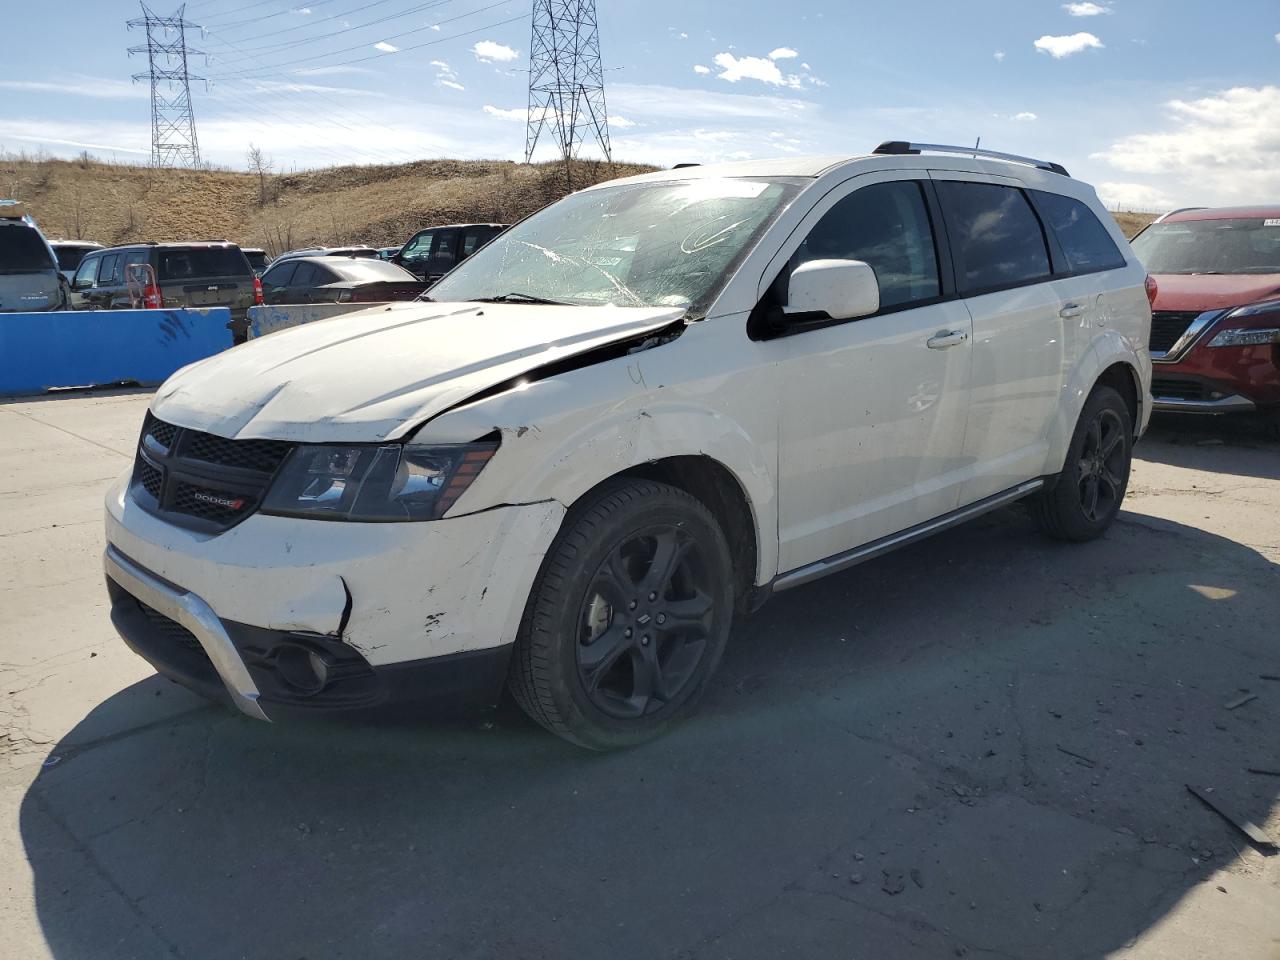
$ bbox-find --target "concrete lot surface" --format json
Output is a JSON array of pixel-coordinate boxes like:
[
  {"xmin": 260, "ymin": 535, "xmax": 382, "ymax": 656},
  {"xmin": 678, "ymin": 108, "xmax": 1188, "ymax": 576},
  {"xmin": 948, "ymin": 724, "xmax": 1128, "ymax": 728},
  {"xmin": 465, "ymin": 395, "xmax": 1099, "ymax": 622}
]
[{"xmin": 2, "ymin": 391, "xmax": 1278, "ymax": 960}]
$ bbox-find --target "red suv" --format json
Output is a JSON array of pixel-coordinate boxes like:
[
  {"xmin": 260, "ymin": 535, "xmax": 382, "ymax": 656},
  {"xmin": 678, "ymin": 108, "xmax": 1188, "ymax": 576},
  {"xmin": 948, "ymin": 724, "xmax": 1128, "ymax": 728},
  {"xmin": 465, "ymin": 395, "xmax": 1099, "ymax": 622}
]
[{"xmin": 1131, "ymin": 206, "xmax": 1280, "ymax": 422}]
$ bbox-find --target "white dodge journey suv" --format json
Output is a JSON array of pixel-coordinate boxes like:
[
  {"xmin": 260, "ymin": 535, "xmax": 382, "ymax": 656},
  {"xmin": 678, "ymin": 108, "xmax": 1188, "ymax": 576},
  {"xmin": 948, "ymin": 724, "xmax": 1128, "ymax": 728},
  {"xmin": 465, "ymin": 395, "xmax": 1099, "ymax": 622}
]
[{"xmin": 104, "ymin": 142, "xmax": 1152, "ymax": 748}]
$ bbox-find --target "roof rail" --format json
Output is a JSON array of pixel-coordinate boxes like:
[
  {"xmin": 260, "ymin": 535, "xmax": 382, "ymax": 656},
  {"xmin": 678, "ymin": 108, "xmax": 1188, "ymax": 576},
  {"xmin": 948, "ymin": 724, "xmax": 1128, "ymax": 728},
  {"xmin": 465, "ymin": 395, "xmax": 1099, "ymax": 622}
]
[
  {"xmin": 1154, "ymin": 207, "xmax": 1207, "ymax": 223},
  {"xmin": 872, "ymin": 141, "xmax": 1070, "ymax": 177}
]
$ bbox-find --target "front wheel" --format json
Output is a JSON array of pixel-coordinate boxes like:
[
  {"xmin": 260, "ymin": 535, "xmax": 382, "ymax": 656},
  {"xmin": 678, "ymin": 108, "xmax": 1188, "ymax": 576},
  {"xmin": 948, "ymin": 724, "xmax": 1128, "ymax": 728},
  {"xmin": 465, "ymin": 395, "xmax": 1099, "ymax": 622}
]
[
  {"xmin": 508, "ymin": 479, "xmax": 734, "ymax": 750},
  {"xmin": 1032, "ymin": 384, "xmax": 1133, "ymax": 541}
]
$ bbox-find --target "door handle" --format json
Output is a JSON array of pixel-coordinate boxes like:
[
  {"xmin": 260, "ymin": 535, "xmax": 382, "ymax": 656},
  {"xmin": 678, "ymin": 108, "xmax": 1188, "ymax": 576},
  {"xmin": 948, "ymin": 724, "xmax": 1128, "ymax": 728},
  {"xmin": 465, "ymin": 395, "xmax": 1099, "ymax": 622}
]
[
  {"xmin": 1060, "ymin": 302, "xmax": 1088, "ymax": 319},
  {"xmin": 926, "ymin": 330, "xmax": 969, "ymax": 349}
]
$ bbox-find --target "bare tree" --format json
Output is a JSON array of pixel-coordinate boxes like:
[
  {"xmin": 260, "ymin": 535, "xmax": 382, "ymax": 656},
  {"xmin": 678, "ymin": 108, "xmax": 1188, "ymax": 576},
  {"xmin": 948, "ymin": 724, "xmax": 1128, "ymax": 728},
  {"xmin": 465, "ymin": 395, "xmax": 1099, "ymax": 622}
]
[{"xmin": 247, "ymin": 143, "xmax": 275, "ymax": 206}]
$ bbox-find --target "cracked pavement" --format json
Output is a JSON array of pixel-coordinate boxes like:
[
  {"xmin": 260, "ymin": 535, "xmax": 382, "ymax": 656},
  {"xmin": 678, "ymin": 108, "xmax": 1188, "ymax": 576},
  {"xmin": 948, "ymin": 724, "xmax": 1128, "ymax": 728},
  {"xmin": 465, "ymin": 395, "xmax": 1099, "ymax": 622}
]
[{"xmin": 1, "ymin": 392, "xmax": 1278, "ymax": 960}]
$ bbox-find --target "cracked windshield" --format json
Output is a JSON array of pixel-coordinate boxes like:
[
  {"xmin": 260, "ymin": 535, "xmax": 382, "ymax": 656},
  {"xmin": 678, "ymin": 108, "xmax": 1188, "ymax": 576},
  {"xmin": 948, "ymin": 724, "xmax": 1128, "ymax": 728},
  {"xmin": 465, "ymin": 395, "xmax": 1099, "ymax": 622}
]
[{"xmin": 429, "ymin": 177, "xmax": 799, "ymax": 312}]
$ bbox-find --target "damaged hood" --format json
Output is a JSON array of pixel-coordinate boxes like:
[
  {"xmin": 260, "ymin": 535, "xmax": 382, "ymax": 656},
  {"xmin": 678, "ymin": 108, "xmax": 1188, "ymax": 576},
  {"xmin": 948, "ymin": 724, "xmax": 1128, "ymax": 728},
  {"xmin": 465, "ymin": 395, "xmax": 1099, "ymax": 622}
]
[{"xmin": 152, "ymin": 300, "xmax": 685, "ymax": 441}]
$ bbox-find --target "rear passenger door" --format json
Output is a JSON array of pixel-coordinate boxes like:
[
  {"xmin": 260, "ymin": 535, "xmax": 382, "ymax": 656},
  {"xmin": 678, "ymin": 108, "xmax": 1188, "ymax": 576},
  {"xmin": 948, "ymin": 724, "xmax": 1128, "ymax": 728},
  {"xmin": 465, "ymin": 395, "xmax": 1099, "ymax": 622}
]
[{"xmin": 931, "ymin": 174, "xmax": 1065, "ymax": 505}]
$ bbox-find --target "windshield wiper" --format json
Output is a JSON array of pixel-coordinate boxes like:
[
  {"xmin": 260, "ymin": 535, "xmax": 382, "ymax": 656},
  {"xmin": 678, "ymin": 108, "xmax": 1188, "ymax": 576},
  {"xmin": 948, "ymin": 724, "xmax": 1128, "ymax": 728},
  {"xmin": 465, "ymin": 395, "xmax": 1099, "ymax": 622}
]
[{"xmin": 473, "ymin": 292, "xmax": 574, "ymax": 305}]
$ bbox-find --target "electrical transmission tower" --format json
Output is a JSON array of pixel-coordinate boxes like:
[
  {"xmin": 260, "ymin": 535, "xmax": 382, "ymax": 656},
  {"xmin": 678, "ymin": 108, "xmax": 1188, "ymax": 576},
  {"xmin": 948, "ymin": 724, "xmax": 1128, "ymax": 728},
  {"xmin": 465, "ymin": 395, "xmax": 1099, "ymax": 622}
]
[
  {"xmin": 524, "ymin": 0, "xmax": 612, "ymax": 187},
  {"xmin": 127, "ymin": 3, "xmax": 205, "ymax": 169}
]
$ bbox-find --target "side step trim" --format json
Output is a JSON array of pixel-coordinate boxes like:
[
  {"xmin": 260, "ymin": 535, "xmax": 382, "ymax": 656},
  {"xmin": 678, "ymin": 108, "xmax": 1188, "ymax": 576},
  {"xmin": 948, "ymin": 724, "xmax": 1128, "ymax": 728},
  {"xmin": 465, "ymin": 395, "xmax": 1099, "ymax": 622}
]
[{"xmin": 773, "ymin": 479, "xmax": 1045, "ymax": 592}]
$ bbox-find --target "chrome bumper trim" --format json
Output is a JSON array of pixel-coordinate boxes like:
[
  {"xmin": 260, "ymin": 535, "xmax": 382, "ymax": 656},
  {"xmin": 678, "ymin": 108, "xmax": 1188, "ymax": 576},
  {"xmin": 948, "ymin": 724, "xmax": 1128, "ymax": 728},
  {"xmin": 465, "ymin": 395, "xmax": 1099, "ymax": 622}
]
[
  {"xmin": 1151, "ymin": 394, "xmax": 1256, "ymax": 414},
  {"xmin": 104, "ymin": 545, "xmax": 269, "ymax": 721}
]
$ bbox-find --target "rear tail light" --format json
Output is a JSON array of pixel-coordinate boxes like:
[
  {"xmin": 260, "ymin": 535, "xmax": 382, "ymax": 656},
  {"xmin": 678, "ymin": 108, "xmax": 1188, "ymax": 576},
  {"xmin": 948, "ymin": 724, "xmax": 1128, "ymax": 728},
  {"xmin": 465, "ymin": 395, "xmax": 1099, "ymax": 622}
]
[
  {"xmin": 143, "ymin": 282, "xmax": 161, "ymax": 309},
  {"xmin": 253, "ymin": 276, "xmax": 264, "ymax": 305},
  {"xmin": 1145, "ymin": 274, "xmax": 1158, "ymax": 307}
]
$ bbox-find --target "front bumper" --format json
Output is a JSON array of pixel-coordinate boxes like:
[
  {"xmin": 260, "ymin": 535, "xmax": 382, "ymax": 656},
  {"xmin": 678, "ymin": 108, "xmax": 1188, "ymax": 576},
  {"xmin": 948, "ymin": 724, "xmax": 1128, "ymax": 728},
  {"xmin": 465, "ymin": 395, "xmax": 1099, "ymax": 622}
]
[
  {"xmin": 104, "ymin": 472, "xmax": 565, "ymax": 719},
  {"xmin": 1151, "ymin": 330, "xmax": 1279, "ymax": 415}
]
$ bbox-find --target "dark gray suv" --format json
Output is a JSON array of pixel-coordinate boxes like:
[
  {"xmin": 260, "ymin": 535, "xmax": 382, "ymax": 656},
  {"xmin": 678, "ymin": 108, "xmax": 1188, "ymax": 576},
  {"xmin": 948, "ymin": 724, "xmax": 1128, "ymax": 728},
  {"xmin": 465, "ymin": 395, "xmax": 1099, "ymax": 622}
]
[
  {"xmin": 0, "ymin": 206, "xmax": 69, "ymax": 313},
  {"xmin": 71, "ymin": 242, "xmax": 259, "ymax": 342}
]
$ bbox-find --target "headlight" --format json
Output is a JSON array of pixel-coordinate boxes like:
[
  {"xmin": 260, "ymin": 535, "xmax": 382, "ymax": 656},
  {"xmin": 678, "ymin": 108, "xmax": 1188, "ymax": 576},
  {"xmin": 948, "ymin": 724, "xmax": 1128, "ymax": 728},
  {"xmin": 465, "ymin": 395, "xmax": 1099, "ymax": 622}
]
[
  {"xmin": 1207, "ymin": 327, "xmax": 1280, "ymax": 348},
  {"xmin": 261, "ymin": 441, "xmax": 498, "ymax": 521}
]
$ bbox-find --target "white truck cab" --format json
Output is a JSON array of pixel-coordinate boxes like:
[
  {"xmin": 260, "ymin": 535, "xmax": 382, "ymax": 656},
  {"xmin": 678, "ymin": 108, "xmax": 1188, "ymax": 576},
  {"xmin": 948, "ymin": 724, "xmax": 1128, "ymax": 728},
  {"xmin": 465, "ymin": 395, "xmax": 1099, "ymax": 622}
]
[{"xmin": 104, "ymin": 143, "xmax": 1152, "ymax": 748}]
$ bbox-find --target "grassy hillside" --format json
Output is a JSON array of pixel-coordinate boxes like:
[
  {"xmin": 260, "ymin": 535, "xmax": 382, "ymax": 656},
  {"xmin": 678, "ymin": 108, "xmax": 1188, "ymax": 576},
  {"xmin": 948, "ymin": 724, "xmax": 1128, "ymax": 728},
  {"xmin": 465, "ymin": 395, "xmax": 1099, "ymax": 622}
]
[
  {"xmin": 0, "ymin": 153, "xmax": 656, "ymax": 254},
  {"xmin": 1, "ymin": 151, "xmax": 1159, "ymax": 254}
]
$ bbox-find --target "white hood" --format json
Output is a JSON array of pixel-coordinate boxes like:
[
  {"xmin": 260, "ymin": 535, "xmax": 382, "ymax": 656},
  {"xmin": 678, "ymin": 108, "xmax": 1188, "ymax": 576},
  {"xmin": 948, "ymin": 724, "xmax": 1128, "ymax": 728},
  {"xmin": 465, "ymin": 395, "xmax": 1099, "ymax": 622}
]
[{"xmin": 152, "ymin": 300, "xmax": 685, "ymax": 442}]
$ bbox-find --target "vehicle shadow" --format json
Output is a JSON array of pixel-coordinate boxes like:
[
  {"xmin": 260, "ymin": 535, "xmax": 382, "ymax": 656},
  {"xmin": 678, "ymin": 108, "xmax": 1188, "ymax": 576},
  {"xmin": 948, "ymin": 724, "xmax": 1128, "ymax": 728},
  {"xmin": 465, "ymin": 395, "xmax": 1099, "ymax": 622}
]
[
  {"xmin": 21, "ymin": 510, "xmax": 1278, "ymax": 960},
  {"xmin": 1139, "ymin": 412, "xmax": 1280, "ymax": 481}
]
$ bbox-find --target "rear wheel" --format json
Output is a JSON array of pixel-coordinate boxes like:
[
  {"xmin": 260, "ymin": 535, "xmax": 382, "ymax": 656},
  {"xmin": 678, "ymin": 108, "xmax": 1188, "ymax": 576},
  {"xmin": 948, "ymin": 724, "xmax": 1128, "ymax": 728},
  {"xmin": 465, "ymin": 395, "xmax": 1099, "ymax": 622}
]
[
  {"xmin": 1032, "ymin": 385, "xmax": 1133, "ymax": 541},
  {"xmin": 508, "ymin": 479, "xmax": 733, "ymax": 750}
]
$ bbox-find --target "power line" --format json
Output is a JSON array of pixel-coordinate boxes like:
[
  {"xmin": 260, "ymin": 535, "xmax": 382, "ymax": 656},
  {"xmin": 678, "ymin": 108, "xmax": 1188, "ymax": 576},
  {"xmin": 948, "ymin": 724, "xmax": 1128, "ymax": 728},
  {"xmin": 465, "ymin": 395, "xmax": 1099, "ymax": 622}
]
[
  {"xmin": 206, "ymin": 0, "xmax": 458, "ymax": 65},
  {"xmin": 526, "ymin": 0, "xmax": 611, "ymax": 186},
  {"xmin": 207, "ymin": 3, "xmax": 522, "ymax": 80},
  {"xmin": 193, "ymin": 0, "xmax": 345, "ymax": 31},
  {"xmin": 128, "ymin": 3, "xmax": 205, "ymax": 168}
]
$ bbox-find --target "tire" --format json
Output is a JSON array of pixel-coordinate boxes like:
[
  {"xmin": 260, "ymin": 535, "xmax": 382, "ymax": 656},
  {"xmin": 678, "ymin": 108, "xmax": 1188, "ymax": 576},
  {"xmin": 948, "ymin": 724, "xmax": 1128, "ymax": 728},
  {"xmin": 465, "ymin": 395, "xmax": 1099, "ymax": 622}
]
[
  {"xmin": 1031, "ymin": 385, "xmax": 1133, "ymax": 541},
  {"xmin": 508, "ymin": 478, "xmax": 734, "ymax": 750}
]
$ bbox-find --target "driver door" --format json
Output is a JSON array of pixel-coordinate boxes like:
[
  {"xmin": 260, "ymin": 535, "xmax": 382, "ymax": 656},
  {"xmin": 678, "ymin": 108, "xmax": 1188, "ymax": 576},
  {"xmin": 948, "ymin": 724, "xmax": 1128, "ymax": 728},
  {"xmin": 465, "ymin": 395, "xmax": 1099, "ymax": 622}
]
[{"xmin": 771, "ymin": 174, "xmax": 974, "ymax": 573}]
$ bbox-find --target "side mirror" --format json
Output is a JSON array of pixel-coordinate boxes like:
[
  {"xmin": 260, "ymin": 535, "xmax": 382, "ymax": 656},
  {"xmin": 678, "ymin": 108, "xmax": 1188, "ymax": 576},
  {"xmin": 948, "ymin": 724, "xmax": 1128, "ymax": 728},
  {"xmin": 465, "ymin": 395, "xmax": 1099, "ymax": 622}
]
[{"xmin": 783, "ymin": 259, "xmax": 879, "ymax": 322}]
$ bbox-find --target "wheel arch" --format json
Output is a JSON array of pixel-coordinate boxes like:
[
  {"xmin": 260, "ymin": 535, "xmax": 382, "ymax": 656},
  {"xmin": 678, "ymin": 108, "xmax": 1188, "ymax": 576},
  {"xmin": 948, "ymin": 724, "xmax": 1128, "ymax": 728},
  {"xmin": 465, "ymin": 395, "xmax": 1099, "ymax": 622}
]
[
  {"xmin": 609, "ymin": 455, "xmax": 761, "ymax": 615},
  {"xmin": 1046, "ymin": 335, "xmax": 1148, "ymax": 473}
]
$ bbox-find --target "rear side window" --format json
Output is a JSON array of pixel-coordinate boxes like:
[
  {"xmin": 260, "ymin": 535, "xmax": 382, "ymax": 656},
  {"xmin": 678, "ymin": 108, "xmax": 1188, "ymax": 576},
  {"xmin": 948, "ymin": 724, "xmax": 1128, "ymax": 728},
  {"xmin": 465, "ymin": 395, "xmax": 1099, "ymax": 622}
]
[
  {"xmin": 936, "ymin": 181, "xmax": 1051, "ymax": 295},
  {"xmin": 431, "ymin": 231, "xmax": 457, "ymax": 271},
  {"xmin": 794, "ymin": 180, "xmax": 941, "ymax": 310},
  {"xmin": 1033, "ymin": 192, "xmax": 1126, "ymax": 274},
  {"xmin": 0, "ymin": 225, "xmax": 56, "ymax": 273},
  {"xmin": 158, "ymin": 247, "xmax": 251, "ymax": 282}
]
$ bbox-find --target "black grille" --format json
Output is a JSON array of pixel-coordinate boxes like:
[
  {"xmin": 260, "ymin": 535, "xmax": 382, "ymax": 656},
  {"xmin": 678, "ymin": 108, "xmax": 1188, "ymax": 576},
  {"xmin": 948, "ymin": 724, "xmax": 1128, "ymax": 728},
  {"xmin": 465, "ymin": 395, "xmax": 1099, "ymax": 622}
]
[
  {"xmin": 181, "ymin": 432, "xmax": 291, "ymax": 474},
  {"xmin": 130, "ymin": 415, "xmax": 293, "ymax": 533},
  {"xmin": 1150, "ymin": 311, "xmax": 1201, "ymax": 354},
  {"xmin": 136, "ymin": 600, "xmax": 203, "ymax": 653},
  {"xmin": 1152, "ymin": 378, "xmax": 1207, "ymax": 401},
  {"xmin": 137, "ymin": 459, "xmax": 163, "ymax": 501},
  {"xmin": 144, "ymin": 413, "xmax": 177, "ymax": 450},
  {"xmin": 171, "ymin": 480, "xmax": 252, "ymax": 524}
]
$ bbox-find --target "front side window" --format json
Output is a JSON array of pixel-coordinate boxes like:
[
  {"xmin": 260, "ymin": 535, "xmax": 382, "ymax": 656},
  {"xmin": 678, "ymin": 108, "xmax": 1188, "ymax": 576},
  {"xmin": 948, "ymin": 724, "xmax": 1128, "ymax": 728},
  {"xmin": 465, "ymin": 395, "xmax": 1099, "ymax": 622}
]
[
  {"xmin": 1033, "ymin": 191, "xmax": 1127, "ymax": 274},
  {"xmin": 936, "ymin": 181, "xmax": 1051, "ymax": 295},
  {"xmin": 794, "ymin": 180, "xmax": 941, "ymax": 311},
  {"xmin": 1131, "ymin": 218, "xmax": 1280, "ymax": 275},
  {"xmin": 430, "ymin": 177, "xmax": 802, "ymax": 313},
  {"xmin": 73, "ymin": 256, "xmax": 99, "ymax": 288},
  {"xmin": 400, "ymin": 231, "xmax": 433, "ymax": 260},
  {"xmin": 261, "ymin": 262, "xmax": 296, "ymax": 288}
]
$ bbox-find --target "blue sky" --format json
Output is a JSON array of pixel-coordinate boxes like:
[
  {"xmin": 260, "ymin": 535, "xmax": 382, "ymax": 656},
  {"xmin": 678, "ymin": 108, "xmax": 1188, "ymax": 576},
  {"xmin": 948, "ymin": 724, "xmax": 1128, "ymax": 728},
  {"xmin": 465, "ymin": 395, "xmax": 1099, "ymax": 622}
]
[{"xmin": 3, "ymin": 0, "xmax": 1278, "ymax": 209}]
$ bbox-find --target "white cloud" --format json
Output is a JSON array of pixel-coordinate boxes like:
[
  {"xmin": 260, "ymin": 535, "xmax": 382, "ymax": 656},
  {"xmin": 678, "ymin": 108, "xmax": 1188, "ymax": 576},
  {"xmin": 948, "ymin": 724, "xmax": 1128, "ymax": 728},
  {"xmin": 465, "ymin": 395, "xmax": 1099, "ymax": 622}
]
[
  {"xmin": 292, "ymin": 65, "xmax": 373, "ymax": 76},
  {"xmin": 472, "ymin": 40, "xmax": 518, "ymax": 63},
  {"xmin": 431, "ymin": 60, "xmax": 463, "ymax": 91},
  {"xmin": 679, "ymin": 32, "xmax": 688, "ymax": 39},
  {"xmin": 610, "ymin": 82, "xmax": 813, "ymax": 121},
  {"xmin": 292, "ymin": 6, "xmax": 312, "ymax": 14},
  {"xmin": 483, "ymin": 105, "xmax": 528, "ymax": 122},
  {"xmin": 1034, "ymin": 32, "xmax": 1104, "ymax": 58},
  {"xmin": 373, "ymin": 41, "xmax": 398, "ymax": 53},
  {"xmin": 0, "ymin": 77, "xmax": 145, "ymax": 100},
  {"xmin": 693, "ymin": 64, "xmax": 711, "ymax": 75},
  {"xmin": 1063, "ymin": 2, "xmax": 1110, "ymax": 15},
  {"xmin": 610, "ymin": 116, "xmax": 636, "ymax": 129},
  {"xmin": 768, "ymin": 47, "xmax": 799, "ymax": 60},
  {"xmin": 1010, "ymin": 111, "xmax": 1038, "ymax": 121},
  {"xmin": 1275, "ymin": 32, "xmax": 1280, "ymax": 44},
  {"xmin": 1092, "ymin": 85, "xmax": 1280, "ymax": 204},
  {"xmin": 712, "ymin": 52, "xmax": 812, "ymax": 89},
  {"xmin": 993, "ymin": 50, "xmax": 1006, "ymax": 62},
  {"xmin": 431, "ymin": 24, "xmax": 440, "ymax": 31},
  {"xmin": 1096, "ymin": 182, "xmax": 1175, "ymax": 211}
]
